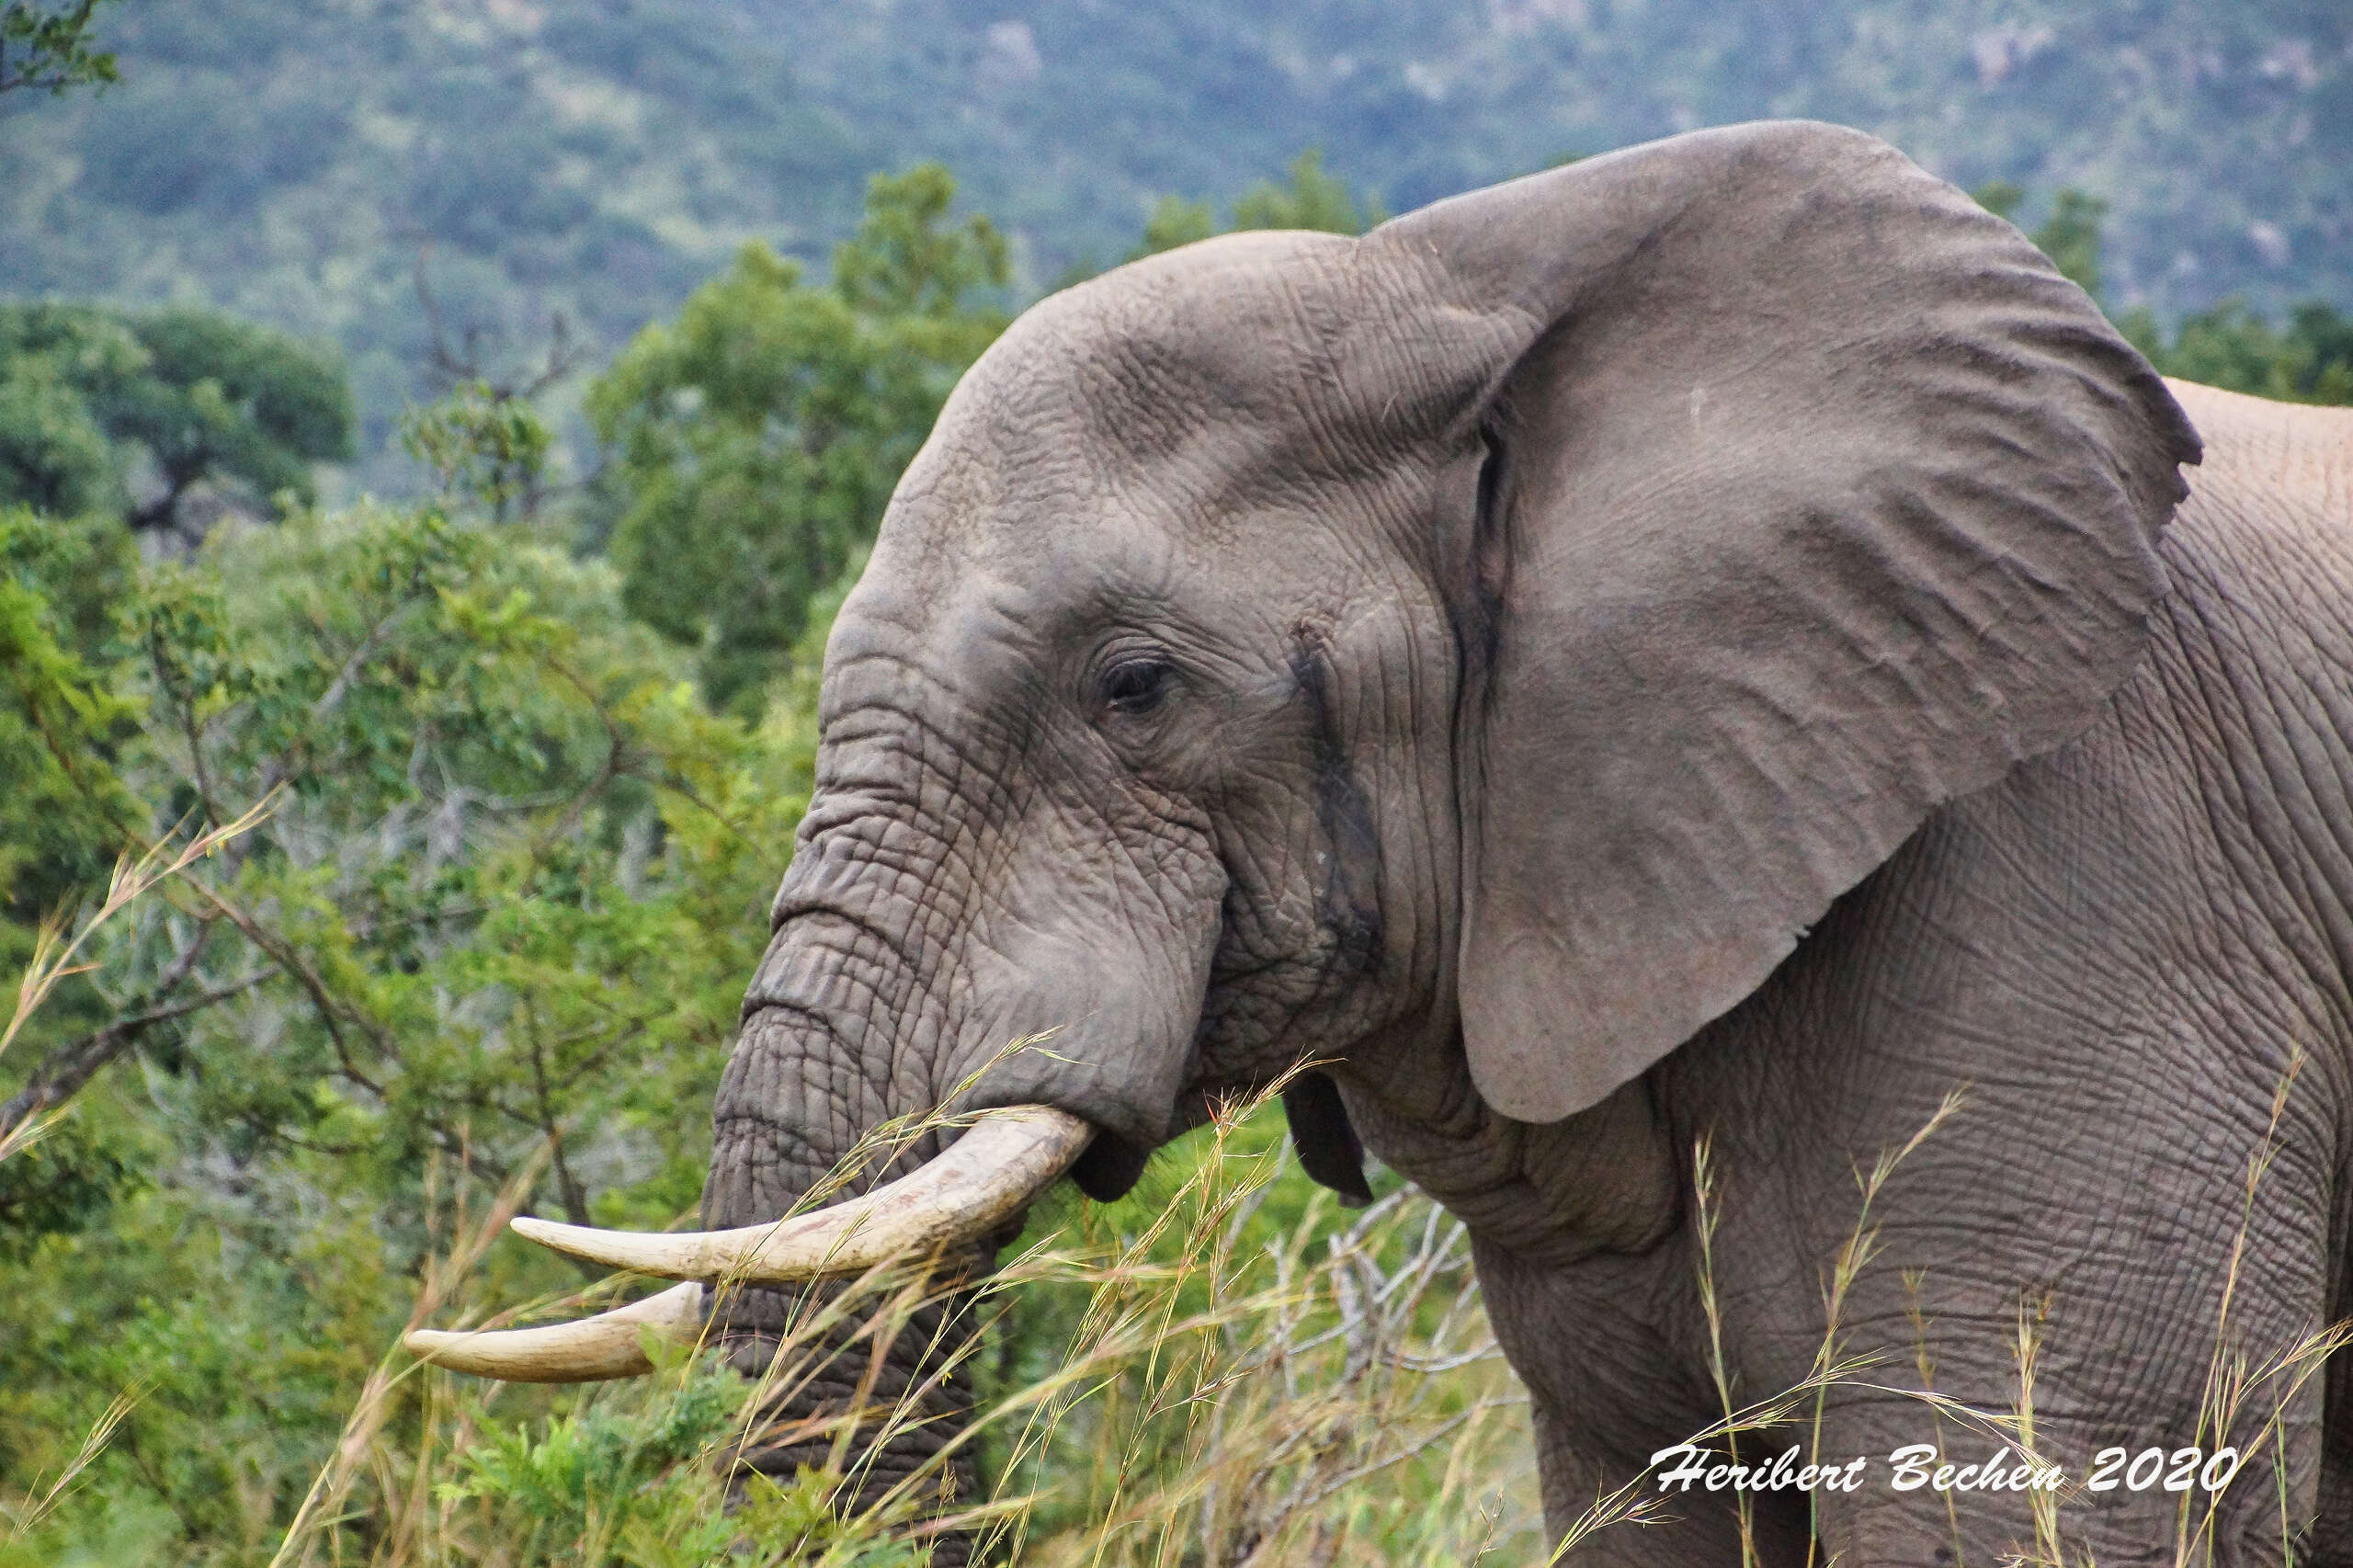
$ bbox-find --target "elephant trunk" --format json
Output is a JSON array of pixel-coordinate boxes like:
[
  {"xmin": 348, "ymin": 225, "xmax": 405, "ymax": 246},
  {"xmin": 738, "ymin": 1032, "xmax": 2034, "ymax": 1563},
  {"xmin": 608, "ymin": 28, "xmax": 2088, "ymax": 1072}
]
[
  {"xmin": 692, "ymin": 915, "xmax": 1031, "ymax": 1561},
  {"xmin": 676, "ymin": 764, "xmax": 1218, "ymax": 1547},
  {"xmin": 409, "ymin": 647, "xmax": 1223, "ymax": 1554},
  {"xmin": 407, "ymin": 1000, "xmax": 1090, "ymax": 1566},
  {"xmin": 708, "ymin": 1101, "xmax": 983, "ymax": 1564},
  {"xmin": 722, "ymin": 1282, "xmax": 982, "ymax": 1565}
]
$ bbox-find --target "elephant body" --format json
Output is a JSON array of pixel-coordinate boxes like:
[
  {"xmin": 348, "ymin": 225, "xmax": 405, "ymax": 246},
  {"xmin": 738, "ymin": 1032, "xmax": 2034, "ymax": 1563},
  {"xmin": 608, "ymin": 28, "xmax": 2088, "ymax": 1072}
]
[
  {"xmin": 1345, "ymin": 381, "xmax": 2353, "ymax": 1563},
  {"xmin": 441, "ymin": 122, "xmax": 2353, "ymax": 1566}
]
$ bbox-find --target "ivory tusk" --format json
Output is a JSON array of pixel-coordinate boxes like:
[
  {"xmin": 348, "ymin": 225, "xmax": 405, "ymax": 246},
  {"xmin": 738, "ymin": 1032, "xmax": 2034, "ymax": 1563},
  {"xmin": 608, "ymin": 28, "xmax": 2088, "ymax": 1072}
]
[
  {"xmin": 510, "ymin": 1105, "xmax": 1094, "ymax": 1285},
  {"xmin": 404, "ymin": 1279, "xmax": 707, "ymax": 1382}
]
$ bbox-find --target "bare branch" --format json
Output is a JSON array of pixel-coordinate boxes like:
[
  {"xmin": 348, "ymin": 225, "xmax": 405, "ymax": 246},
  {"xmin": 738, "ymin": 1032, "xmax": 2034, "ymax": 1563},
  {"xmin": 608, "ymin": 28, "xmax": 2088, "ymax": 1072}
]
[
  {"xmin": 0, "ymin": 953, "xmax": 267, "ymax": 1139},
  {"xmin": 176, "ymin": 880, "xmax": 390, "ymax": 1097},
  {"xmin": 4, "ymin": 800, "xmax": 272, "ymax": 1064},
  {"xmin": 411, "ymin": 244, "xmax": 585, "ymax": 400}
]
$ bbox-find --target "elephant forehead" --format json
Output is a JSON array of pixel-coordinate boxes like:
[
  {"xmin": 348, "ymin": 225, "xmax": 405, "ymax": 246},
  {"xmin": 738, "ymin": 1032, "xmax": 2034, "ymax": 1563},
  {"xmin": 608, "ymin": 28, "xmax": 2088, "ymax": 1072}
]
[
  {"xmin": 846, "ymin": 506, "xmax": 1251, "ymax": 674},
  {"xmin": 870, "ymin": 435, "xmax": 1356, "ymax": 633},
  {"xmin": 942, "ymin": 230, "xmax": 1387, "ymax": 476},
  {"xmin": 824, "ymin": 561, "xmax": 1041, "ymax": 699},
  {"xmin": 863, "ymin": 461, "xmax": 1397, "ymax": 675},
  {"xmin": 849, "ymin": 231, "xmax": 1438, "ymax": 641}
]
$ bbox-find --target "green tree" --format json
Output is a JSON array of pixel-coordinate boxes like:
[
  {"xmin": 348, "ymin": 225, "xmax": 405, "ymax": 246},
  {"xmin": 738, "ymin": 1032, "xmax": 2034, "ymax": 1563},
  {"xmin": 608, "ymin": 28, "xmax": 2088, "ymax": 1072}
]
[
  {"xmin": 1975, "ymin": 182, "xmax": 2350, "ymax": 407},
  {"xmin": 0, "ymin": 507, "xmax": 139, "ymax": 1113},
  {"xmin": 0, "ymin": 303, "xmax": 355, "ymax": 540},
  {"xmin": 0, "ymin": 0, "xmax": 116, "ymax": 96},
  {"xmin": 1131, "ymin": 149, "xmax": 1385, "ymax": 262},
  {"xmin": 589, "ymin": 165, "xmax": 1008, "ymax": 715},
  {"xmin": 1230, "ymin": 148, "xmax": 1385, "ymax": 235},
  {"xmin": 0, "ymin": 489, "xmax": 818, "ymax": 1552},
  {"xmin": 106, "ymin": 307, "xmax": 355, "ymax": 536},
  {"xmin": 0, "ymin": 358, "xmax": 811, "ymax": 1554},
  {"xmin": 0, "ymin": 509, "xmax": 137, "ymax": 917},
  {"xmin": 400, "ymin": 381, "xmax": 554, "ymax": 524},
  {"xmin": 2027, "ymin": 188, "xmax": 2108, "ymax": 302},
  {"xmin": 0, "ymin": 304, "xmax": 354, "ymax": 1070},
  {"xmin": 1131, "ymin": 195, "xmax": 1217, "ymax": 259},
  {"xmin": 2145, "ymin": 299, "xmax": 2353, "ymax": 404},
  {"xmin": 0, "ymin": 305, "xmax": 142, "ymax": 520}
]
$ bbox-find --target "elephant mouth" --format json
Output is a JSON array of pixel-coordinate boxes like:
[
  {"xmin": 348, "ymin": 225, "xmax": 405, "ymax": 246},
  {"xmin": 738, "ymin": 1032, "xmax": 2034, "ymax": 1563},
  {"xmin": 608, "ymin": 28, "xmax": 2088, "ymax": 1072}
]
[
  {"xmin": 1065, "ymin": 1122, "xmax": 1154, "ymax": 1201},
  {"xmin": 404, "ymin": 1103, "xmax": 1096, "ymax": 1382}
]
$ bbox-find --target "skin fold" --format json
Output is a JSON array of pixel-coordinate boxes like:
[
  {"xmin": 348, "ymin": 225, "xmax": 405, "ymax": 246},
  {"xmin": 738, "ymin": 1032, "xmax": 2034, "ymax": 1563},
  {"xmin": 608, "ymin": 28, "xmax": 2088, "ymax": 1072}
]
[{"xmin": 695, "ymin": 120, "xmax": 2353, "ymax": 1564}]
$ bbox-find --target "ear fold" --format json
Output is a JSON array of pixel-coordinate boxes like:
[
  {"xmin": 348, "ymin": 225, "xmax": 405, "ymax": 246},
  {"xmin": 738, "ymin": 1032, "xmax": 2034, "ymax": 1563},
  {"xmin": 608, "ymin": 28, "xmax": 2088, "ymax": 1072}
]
[{"xmin": 1363, "ymin": 121, "xmax": 2200, "ymax": 1124}]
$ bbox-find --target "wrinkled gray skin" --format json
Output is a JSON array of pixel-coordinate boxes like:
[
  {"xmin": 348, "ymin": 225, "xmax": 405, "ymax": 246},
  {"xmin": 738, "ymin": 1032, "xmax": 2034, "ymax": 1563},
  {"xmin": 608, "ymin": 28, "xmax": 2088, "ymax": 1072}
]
[{"xmin": 699, "ymin": 119, "xmax": 2353, "ymax": 1563}]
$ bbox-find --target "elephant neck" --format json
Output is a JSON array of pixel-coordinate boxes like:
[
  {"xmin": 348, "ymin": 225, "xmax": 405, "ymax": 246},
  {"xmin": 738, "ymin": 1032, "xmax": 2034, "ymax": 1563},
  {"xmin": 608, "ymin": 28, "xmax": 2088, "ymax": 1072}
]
[{"xmin": 1333, "ymin": 1039, "xmax": 1681, "ymax": 1267}]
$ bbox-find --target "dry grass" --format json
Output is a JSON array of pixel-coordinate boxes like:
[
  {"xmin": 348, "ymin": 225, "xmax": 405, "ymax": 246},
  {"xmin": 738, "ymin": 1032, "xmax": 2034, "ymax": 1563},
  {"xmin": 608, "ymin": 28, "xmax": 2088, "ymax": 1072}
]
[
  {"xmin": 290, "ymin": 1074, "xmax": 1543, "ymax": 1567},
  {"xmin": 22, "ymin": 1005, "xmax": 2337, "ymax": 1565}
]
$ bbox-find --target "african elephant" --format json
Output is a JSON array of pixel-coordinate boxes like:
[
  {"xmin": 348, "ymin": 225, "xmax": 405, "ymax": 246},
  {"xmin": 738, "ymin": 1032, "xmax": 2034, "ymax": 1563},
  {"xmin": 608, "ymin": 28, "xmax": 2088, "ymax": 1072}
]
[{"xmin": 411, "ymin": 119, "xmax": 2353, "ymax": 1564}]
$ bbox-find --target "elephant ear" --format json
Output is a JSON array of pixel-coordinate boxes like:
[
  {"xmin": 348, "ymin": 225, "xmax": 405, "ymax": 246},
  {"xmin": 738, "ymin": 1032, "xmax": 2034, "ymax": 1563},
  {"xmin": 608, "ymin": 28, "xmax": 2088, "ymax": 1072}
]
[{"xmin": 1361, "ymin": 121, "xmax": 2200, "ymax": 1124}]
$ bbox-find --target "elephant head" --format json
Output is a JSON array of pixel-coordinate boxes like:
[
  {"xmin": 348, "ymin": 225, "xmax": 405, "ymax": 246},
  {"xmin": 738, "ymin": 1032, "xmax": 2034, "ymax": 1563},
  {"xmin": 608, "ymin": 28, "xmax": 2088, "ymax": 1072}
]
[{"xmin": 410, "ymin": 119, "xmax": 2196, "ymax": 1549}]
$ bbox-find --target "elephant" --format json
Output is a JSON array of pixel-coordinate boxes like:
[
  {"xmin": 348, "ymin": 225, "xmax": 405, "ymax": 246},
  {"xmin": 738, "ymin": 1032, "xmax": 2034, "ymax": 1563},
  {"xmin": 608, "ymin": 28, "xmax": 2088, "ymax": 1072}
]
[{"xmin": 408, "ymin": 119, "xmax": 2353, "ymax": 1565}]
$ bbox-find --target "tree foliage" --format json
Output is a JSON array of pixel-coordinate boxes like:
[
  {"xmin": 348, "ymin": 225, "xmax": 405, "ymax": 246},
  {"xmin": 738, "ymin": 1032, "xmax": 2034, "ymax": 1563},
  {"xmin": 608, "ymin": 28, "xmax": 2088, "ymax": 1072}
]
[
  {"xmin": 0, "ymin": 305, "xmax": 142, "ymax": 519},
  {"xmin": 0, "ymin": 493, "xmax": 817, "ymax": 1559},
  {"xmin": 399, "ymin": 380, "xmax": 554, "ymax": 524},
  {"xmin": 2134, "ymin": 299, "xmax": 2353, "ymax": 405},
  {"xmin": 1131, "ymin": 149, "xmax": 1383, "ymax": 260},
  {"xmin": 0, "ymin": 0, "xmax": 115, "ymax": 96},
  {"xmin": 0, "ymin": 508, "xmax": 136, "ymax": 919},
  {"xmin": 1977, "ymin": 182, "xmax": 2353, "ymax": 408},
  {"xmin": 0, "ymin": 503, "xmax": 137, "ymax": 1082},
  {"xmin": 1974, "ymin": 180, "xmax": 2107, "ymax": 301},
  {"xmin": 0, "ymin": 302, "xmax": 353, "ymax": 540},
  {"xmin": 108, "ymin": 307, "xmax": 354, "ymax": 532},
  {"xmin": 588, "ymin": 165, "xmax": 1007, "ymax": 714}
]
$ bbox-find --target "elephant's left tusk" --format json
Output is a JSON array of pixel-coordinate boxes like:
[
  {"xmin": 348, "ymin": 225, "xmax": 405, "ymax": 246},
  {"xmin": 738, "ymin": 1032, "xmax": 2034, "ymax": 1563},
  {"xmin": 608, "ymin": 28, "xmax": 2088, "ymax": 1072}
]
[
  {"xmin": 508, "ymin": 1104, "xmax": 1094, "ymax": 1285},
  {"xmin": 404, "ymin": 1279, "xmax": 706, "ymax": 1382}
]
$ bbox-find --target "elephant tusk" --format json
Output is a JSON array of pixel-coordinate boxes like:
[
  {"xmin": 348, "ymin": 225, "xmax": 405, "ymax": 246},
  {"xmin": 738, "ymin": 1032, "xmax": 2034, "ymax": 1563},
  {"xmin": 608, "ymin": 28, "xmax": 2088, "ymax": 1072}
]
[
  {"xmin": 404, "ymin": 1279, "xmax": 706, "ymax": 1382},
  {"xmin": 509, "ymin": 1105, "xmax": 1094, "ymax": 1285}
]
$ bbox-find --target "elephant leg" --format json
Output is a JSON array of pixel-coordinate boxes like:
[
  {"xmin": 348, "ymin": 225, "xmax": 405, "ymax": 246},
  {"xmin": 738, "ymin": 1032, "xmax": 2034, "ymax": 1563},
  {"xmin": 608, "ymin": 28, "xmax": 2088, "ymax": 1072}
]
[
  {"xmin": 1474, "ymin": 1238, "xmax": 1813, "ymax": 1564},
  {"xmin": 1528, "ymin": 1401, "xmax": 1805, "ymax": 1566}
]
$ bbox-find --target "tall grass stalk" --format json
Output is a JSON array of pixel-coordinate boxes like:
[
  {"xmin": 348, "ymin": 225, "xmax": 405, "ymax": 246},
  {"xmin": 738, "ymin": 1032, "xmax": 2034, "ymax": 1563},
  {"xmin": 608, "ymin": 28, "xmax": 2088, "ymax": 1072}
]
[
  {"xmin": 305, "ymin": 1071, "xmax": 1539, "ymax": 1566},
  {"xmin": 0, "ymin": 799, "xmax": 272, "ymax": 1163},
  {"xmin": 278, "ymin": 1047, "xmax": 2350, "ymax": 1567},
  {"xmin": 1802, "ymin": 1087, "xmax": 1966, "ymax": 1568}
]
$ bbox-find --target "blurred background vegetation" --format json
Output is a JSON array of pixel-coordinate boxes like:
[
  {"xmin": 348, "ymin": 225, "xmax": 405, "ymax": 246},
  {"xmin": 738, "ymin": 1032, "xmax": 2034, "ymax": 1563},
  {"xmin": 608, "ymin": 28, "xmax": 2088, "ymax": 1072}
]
[
  {"xmin": 0, "ymin": 1, "xmax": 2347, "ymax": 1562},
  {"xmin": 3, "ymin": 0, "xmax": 2349, "ymax": 490}
]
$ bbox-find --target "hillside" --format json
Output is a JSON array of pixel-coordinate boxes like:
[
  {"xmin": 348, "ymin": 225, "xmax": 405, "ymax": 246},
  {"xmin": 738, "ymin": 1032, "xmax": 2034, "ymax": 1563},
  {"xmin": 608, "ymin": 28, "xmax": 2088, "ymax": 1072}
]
[{"xmin": 2, "ymin": 0, "xmax": 2346, "ymax": 479}]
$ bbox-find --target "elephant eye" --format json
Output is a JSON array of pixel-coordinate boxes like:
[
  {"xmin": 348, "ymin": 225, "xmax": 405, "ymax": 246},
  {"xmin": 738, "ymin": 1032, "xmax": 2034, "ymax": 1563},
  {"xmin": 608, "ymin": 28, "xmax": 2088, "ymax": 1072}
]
[{"xmin": 1098, "ymin": 656, "xmax": 1176, "ymax": 718}]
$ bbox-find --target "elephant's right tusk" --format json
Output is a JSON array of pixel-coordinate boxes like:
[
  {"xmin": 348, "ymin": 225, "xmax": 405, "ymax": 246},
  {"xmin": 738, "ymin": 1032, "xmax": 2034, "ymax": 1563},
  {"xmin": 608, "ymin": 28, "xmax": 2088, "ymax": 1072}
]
[
  {"xmin": 404, "ymin": 1279, "xmax": 706, "ymax": 1382},
  {"xmin": 509, "ymin": 1105, "xmax": 1094, "ymax": 1286}
]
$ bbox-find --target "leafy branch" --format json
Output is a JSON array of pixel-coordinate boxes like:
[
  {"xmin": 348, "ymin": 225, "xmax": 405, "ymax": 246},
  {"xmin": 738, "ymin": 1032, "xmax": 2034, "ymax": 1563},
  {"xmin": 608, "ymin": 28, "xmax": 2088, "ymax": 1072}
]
[{"xmin": 0, "ymin": 0, "xmax": 116, "ymax": 97}]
